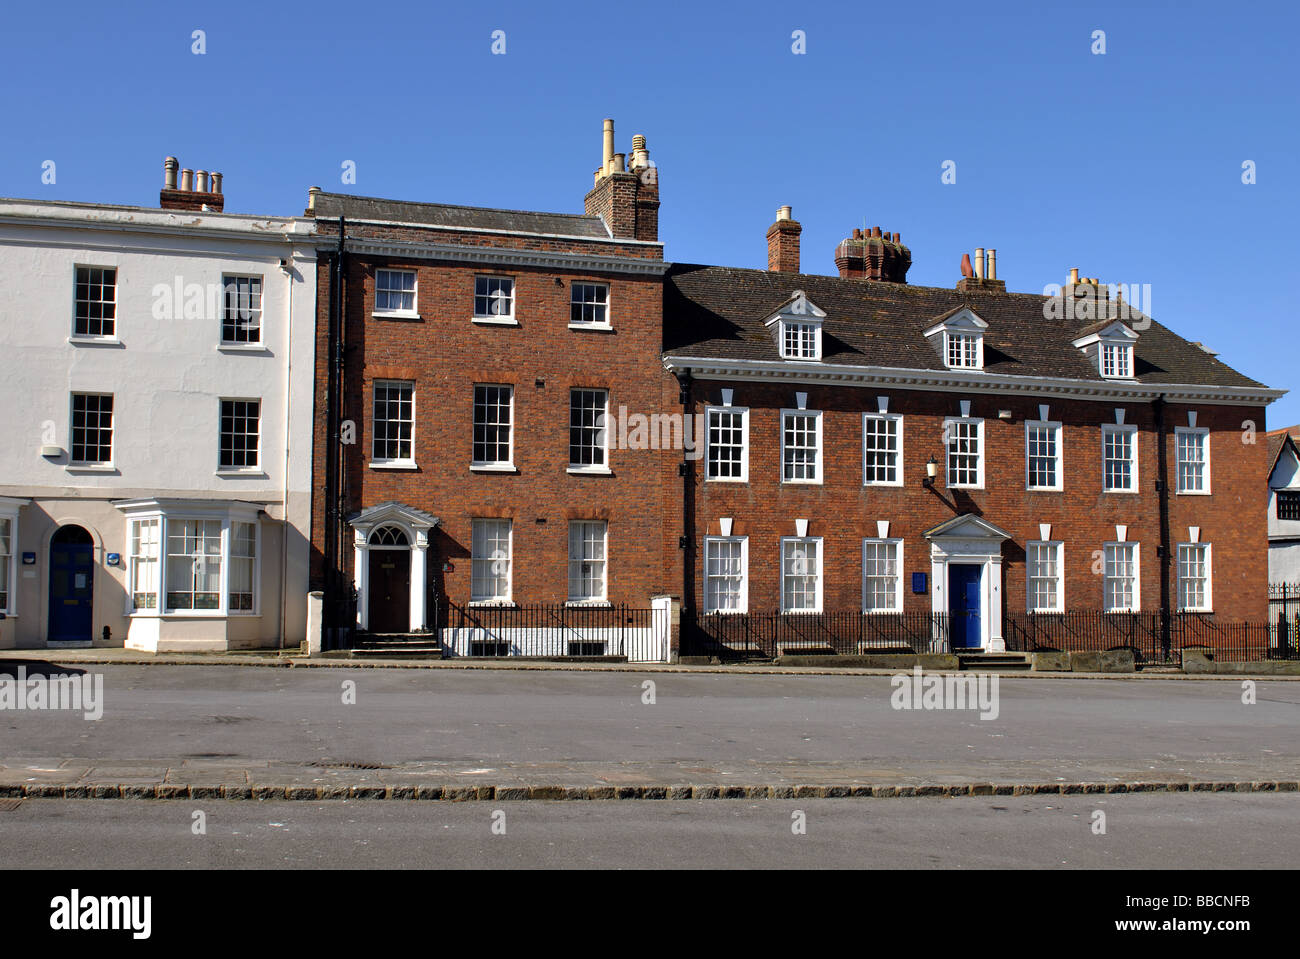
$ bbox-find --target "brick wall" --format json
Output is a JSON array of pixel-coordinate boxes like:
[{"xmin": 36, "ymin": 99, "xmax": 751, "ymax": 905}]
[{"xmin": 685, "ymin": 379, "xmax": 1269, "ymax": 621}]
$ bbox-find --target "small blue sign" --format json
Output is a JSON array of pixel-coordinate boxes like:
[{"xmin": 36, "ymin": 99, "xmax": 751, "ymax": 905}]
[
  {"xmin": 106, "ymin": 553, "xmax": 121, "ymax": 567},
  {"xmin": 21, "ymin": 552, "xmax": 35, "ymax": 566},
  {"xmin": 911, "ymin": 572, "xmax": 928, "ymax": 594}
]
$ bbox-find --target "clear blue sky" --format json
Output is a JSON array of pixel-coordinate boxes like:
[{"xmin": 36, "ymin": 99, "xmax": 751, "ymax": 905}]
[{"xmin": 5, "ymin": 0, "xmax": 1297, "ymax": 422}]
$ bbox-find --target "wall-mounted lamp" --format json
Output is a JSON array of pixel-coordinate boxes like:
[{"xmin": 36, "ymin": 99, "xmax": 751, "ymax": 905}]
[
  {"xmin": 923, "ymin": 456, "xmax": 938, "ymax": 490},
  {"xmin": 442, "ymin": 561, "xmax": 454, "ymax": 573},
  {"xmin": 997, "ymin": 409, "xmax": 1013, "ymax": 420}
]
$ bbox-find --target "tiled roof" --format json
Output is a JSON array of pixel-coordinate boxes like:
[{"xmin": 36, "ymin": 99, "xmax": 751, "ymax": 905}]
[
  {"xmin": 663, "ymin": 264, "xmax": 1267, "ymax": 389},
  {"xmin": 312, "ymin": 192, "xmax": 611, "ymax": 239}
]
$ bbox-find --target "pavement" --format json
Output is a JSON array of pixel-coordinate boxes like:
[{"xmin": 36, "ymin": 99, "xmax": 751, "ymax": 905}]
[
  {"xmin": 3, "ymin": 662, "xmax": 1299, "ymax": 799},
  {"xmin": 3, "ymin": 793, "xmax": 1297, "ymax": 868}
]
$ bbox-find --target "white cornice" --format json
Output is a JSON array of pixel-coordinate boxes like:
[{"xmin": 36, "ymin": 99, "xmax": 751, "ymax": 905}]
[
  {"xmin": 331, "ymin": 235, "xmax": 667, "ymax": 276},
  {"xmin": 661, "ymin": 355, "xmax": 1285, "ymax": 406},
  {"xmin": 308, "ymin": 213, "xmax": 649, "ymax": 245}
]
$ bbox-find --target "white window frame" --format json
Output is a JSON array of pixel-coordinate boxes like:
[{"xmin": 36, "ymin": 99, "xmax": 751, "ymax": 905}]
[
  {"xmin": 69, "ymin": 392, "xmax": 114, "ymax": 468},
  {"xmin": 1026, "ymin": 540, "xmax": 1064, "ymax": 613},
  {"xmin": 1101, "ymin": 424, "xmax": 1139, "ymax": 493},
  {"xmin": 703, "ymin": 535, "xmax": 749, "ymax": 614},
  {"xmin": 567, "ymin": 520, "xmax": 608, "ymax": 604},
  {"xmin": 217, "ymin": 398, "xmax": 261, "ymax": 473},
  {"xmin": 221, "ymin": 274, "xmax": 264, "ymax": 345},
  {"xmin": 1103, "ymin": 542, "xmax": 1140, "ymax": 613},
  {"xmin": 568, "ymin": 388, "xmax": 610, "ymax": 473},
  {"xmin": 470, "ymin": 518, "xmax": 513, "ymax": 604},
  {"xmin": 1175, "ymin": 427, "xmax": 1211, "ymax": 495},
  {"xmin": 472, "ymin": 275, "xmax": 516, "ymax": 323},
  {"xmin": 1100, "ymin": 342, "xmax": 1133, "ymax": 379},
  {"xmin": 1177, "ymin": 542, "xmax": 1212, "ymax": 613},
  {"xmin": 944, "ymin": 416, "xmax": 984, "ymax": 489},
  {"xmin": 471, "ymin": 384, "xmax": 515, "ymax": 470},
  {"xmin": 781, "ymin": 537, "xmax": 823, "ymax": 613},
  {"xmin": 1024, "ymin": 420, "xmax": 1062, "ymax": 491},
  {"xmin": 371, "ymin": 379, "xmax": 416, "ymax": 468},
  {"xmin": 705, "ymin": 406, "xmax": 749, "ymax": 483},
  {"xmin": 569, "ymin": 282, "xmax": 611, "ymax": 330},
  {"xmin": 373, "ymin": 268, "xmax": 419, "ymax": 318},
  {"xmin": 861, "ymin": 538, "xmax": 904, "ymax": 613},
  {"xmin": 862, "ymin": 413, "xmax": 903, "ymax": 487},
  {"xmin": 227, "ymin": 521, "xmax": 259, "ymax": 615},
  {"xmin": 780, "ymin": 320, "xmax": 821, "ymax": 361},
  {"xmin": 71, "ymin": 264, "xmax": 118, "ymax": 342},
  {"xmin": 0, "ymin": 510, "xmax": 17, "ymax": 616},
  {"xmin": 945, "ymin": 331, "xmax": 983, "ymax": 370},
  {"xmin": 781, "ymin": 408, "xmax": 823, "ymax": 485}
]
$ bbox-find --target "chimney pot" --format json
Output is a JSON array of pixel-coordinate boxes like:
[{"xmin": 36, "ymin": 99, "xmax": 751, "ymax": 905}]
[
  {"xmin": 974, "ymin": 247, "xmax": 985, "ymax": 279},
  {"xmin": 195, "ymin": 170, "xmax": 208, "ymax": 193},
  {"xmin": 308, "ymin": 186, "xmax": 321, "ymax": 210},
  {"xmin": 601, "ymin": 118, "xmax": 615, "ymax": 177},
  {"xmin": 210, "ymin": 172, "xmax": 223, "ymax": 195},
  {"xmin": 987, "ymin": 249, "xmax": 997, "ymax": 281},
  {"xmin": 777, "ymin": 205, "xmax": 792, "ymax": 221},
  {"xmin": 180, "ymin": 168, "xmax": 193, "ymax": 191},
  {"xmin": 1069, "ymin": 267, "xmax": 1079, "ymax": 285},
  {"xmin": 872, "ymin": 226, "xmax": 882, "ymax": 238},
  {"xmin": 163, "ymin": 156, "xmax": 179, "ymax": 190}
]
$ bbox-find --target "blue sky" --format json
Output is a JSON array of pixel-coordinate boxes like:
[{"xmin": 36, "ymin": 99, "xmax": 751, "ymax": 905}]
[{"xmin": 5, "ymin": 0, "xmax": 1297, "ymax": 422}]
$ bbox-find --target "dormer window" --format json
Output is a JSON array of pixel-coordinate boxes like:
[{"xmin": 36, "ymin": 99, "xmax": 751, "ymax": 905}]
[
  {"xmin": 925, "ymin": 307, "xmax": 987, "ymax": 371},
  {"xmin": 764, "ymin": 290, "xmax": 826, "ymax": 363},
  {"xmin": 783, "ymin": 322, "xmax": 819, "ymax": 360},
  {"xmin": 946, "ymin": 332, "xmax": 981, "ymax": 369},
  {"xmin": 1101, "ymin": 342, "xmax": 1133, "ymax": 379},
  {"xmin": 1073, "ymin": 321, "xmax": 1138, "ymax": 380}
]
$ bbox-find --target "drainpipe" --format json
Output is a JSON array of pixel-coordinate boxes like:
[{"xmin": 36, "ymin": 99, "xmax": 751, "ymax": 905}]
[
  {"xmin": 676, "ymin": 370, "xmax": 695, "ymax": 645},
  {"xmin": 323, "ymin": 219, "xmax": 346, "ymax": 646},
  {"xmin": 278, "ymin": 239, "xmax": 295, "ymax": 650},
  {"xmin": 1154, "ymin": 394, "xmax": 1172, "ymax": 656}
]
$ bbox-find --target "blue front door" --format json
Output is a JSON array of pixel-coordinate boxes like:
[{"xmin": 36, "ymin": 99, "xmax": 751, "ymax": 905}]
[
  {"xmin": 949, "ymin": 564, "xmax": 982, "ymax": 649},
  {"xmin": 48, "ymin": 526, "xmax": 94, "ymax": 643}
]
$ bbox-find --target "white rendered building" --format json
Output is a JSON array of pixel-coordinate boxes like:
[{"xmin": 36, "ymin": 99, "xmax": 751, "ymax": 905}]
[{"xmin": 0, "ymin": 161, "xmax": 316, "ymax": 651}]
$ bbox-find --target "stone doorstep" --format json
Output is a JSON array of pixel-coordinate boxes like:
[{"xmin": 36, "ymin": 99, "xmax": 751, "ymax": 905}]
[{"xmin": 7, "ymin": 779, "xmax": 1300, "ymax": 801}]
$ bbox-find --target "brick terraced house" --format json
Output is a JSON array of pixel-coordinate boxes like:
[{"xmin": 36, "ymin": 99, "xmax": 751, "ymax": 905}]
[
  {"xmin": 308, "ymin": 121, "xmax": 677, "ymax": 655},
  {"xmin": 306, "ymin": 119, "xmax": 1283, "ymax": 662}
]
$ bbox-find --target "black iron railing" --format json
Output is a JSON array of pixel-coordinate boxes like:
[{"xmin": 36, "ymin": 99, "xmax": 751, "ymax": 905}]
[{"xmin": 690, "ymin": 610, "xmax": 949, "ymax": 660}]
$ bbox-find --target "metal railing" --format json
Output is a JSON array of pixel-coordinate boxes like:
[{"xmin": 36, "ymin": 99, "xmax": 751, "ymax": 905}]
[
  {"xmin": 690, "ymin": 610, "xmax": 950, "ymax": 660},
  {"xmin": 1005, "ymin": 611, "xmax": 1291, "ymax": 665},
  {"xmin": 437, "ymin": 600, "xmax": 666, "ymax": 660}
]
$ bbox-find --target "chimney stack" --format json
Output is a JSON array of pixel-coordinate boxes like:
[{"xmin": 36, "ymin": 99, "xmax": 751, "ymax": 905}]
[
  {"xmin": 766, "ymin": 206, "xmax": 802, "ymax": 273},
  {"xmin": 584, "ymin": 118, "xmax": 659, "ymax": 242},
  {"xmin": 956, "ymin": 245, "xmax": 1005, "ymax": 292},
  {"xmin": 160, "ymin": 156, "xmax": 225, "ymax": 212},
  {"xmin": 834, "ymin": 225, "xmax": 911, "ymax": 283}
]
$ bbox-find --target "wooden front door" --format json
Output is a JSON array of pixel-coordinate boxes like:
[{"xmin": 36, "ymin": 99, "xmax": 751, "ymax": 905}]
[{"xmin": 368, "ymin": 550, "xmax": 410, "ymax": 634}]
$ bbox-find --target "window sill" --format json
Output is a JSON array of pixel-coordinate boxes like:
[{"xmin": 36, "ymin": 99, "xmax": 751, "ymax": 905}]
[
  {"xmin": 66, "ymin": 465, "xmax": 118, "ymax": 475},
  {"xmin": 781, "ymin": 479, "xmax": 823, "ymax": 486},
  {"xmin": 780, "ymin": 608, "xmax": 823, "ymax": 616},
  {"xmin": 705, "ymin": 476, "xmax": 750, "ymax": 484},
  {"xmin": 568, "ymin": 323, "xmax": 614, "ymax": 333},
  {"xmin": 372, "ymin": 311, "xmax": 422, "ymax": 321},
  {"xmin": 217, "ymin": 344, "xmax": 271, "ymax": 354},
  {"xmin": 862, "ymin": 608, "xmax": 905, "ymax": 615},
  {"xmin": 472, "ymin": 316, "xmax": 519, "ymax": 327},
  {"xmin": 1102, "ymin": 489, "xmax": 1140, "ymax": 495},
  {"xmin": 68, "ymin": 336, "xmax": 123, "ymax": 348},
  {"xmin": 1026, "ymin": 486, "xmax": 1064, "ymax": 493},
  {"xmin": 468, "ymin": 600, "xmax": 517, "ymax": 608},
  {"xmin": 862, "ymin": 481, "xmax": 904, "ymax": 489},
  {"xmin": 216, "ymin": 469, "xmax": 268, "ymax": 479},
  {"xmin": 369, "ymin": 462, "xmax": 419, "ymax": 471},
  {"xmin": 1027, "ymin": 608, "xmax": 1065, "ymax": 615},
  {"xmin": 946, "ymin": 484, "xmax": 984, "ymax": 491},
  {"xmin": 703, "ymin": 609, "xmax": 750, "ymax": 616},
  {"xmin": 470, "ymin": 463, "xmax": 518, "ymax": 473},
  {"xmin": 1176, "ymin": 490, "xmax": 1212, "ymax": 496},
  {"xmin": 567, "ymin": 466, "xmax": 612, "ymax": 476},
  {"xmin": 565, "ymin": 600, "xmax": 612, "ymax": 608}
]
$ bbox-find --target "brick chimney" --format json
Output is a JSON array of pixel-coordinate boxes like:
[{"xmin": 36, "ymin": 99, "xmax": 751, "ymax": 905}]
[
  {"xmin": 584, "ymin": 119, "xmax": 659, "ymax": 242},
  {"xmin": 835, "ymin": 226, "xmax": 910, "ymax": 283},
  {"xmin": 766, "ymin": 206, "xmax": 801, "ymax": 273},
  {"xmin": 159, "ymin": 156, "xmax": 224, "ymax": 212}
]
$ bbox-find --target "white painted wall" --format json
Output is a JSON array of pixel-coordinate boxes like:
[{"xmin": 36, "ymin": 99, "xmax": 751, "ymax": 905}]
[
  {"xmin": 0, "ymin": 198, "xmax": 317, "ymax": 648},
  {"xmin": 1269, "ymin": 442, "xmax": 1300, "ymax": 584}
]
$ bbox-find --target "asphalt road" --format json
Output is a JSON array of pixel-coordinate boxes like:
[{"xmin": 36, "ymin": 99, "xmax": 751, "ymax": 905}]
[
  {"xmin": 2, "ymin": 663, "xmax": 1298, "ymax": 775},
  {"xmin": 3, "ymin": 793, "xmax": 1297, "ymax": 868}
]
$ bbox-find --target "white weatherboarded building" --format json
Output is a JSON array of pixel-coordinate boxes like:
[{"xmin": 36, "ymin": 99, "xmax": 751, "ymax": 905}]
[{"xmin": 0, "ymin": 168, "xmax": 316, "ymax": 651}]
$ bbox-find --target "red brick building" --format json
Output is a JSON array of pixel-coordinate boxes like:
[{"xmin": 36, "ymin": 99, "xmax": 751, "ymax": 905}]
[
  {"xmin": 307, "ymin": 121, "xmax": 676, "ymax": 652},
  {"xmin": 664, "ymin": 219, "xmax": 1280, "ymax": 654},
  {"xmin": 307, "ymin": 121, "xmax": 1282, "ymax": 659}
]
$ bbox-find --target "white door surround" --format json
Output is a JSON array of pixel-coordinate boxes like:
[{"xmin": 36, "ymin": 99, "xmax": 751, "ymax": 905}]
[
  {"xmin": 347, "ymin": 502, "xmax": 439, "ymax": 632},
  {"xmin": 924, "ymin": 513, "xmax": 1011, "ymax": 652}
]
